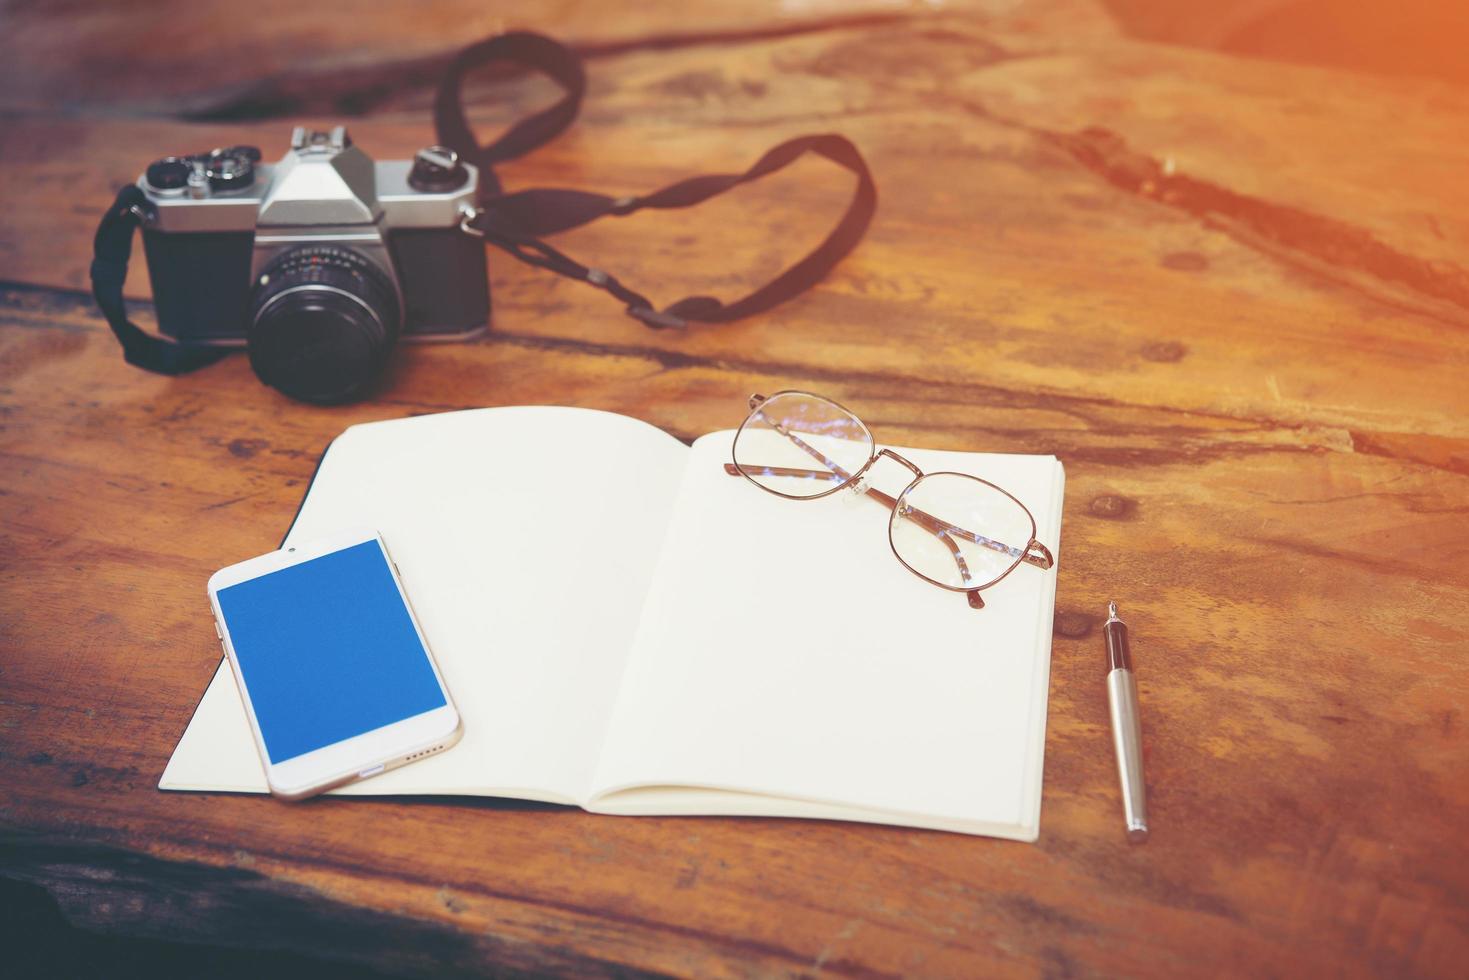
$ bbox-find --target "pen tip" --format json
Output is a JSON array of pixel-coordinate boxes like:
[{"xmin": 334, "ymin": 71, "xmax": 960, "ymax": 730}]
[{"xmin": 1107, "ymin": 600, "xmax": 1118, "ymax": 620}]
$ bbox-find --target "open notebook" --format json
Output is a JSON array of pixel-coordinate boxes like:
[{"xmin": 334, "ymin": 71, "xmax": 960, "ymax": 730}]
[{"xmin": 163, "ymin": 407, "xmax": 1065, "ymax": 840}]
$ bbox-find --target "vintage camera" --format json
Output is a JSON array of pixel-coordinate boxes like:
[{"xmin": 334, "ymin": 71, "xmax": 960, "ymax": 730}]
[{"xmin": 136, "ymin": 127, "xmax": 488, "ymax": 403}]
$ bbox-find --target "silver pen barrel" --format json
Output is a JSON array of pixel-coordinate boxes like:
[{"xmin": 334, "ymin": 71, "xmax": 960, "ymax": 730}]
[{"xmin": 1104, "ymin": 602, "xmax": 1149, "ymax": 842}]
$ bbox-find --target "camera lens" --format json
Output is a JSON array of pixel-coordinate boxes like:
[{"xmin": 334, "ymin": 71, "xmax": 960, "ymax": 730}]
[{"xmin": 248, "ymin": 246, "xmax": 401, "ymax": 404}]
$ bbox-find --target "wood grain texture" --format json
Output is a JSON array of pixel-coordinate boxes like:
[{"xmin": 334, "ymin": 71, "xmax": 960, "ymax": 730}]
[{"xmin": 2, "ymin": 1, "xmax": 1468, "ymax": 976}]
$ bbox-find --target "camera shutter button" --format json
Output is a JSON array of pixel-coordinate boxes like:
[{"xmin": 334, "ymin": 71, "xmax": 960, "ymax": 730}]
[{"xmin": 408, "ymin": 146, "xmax": 467, "ymax": 192}]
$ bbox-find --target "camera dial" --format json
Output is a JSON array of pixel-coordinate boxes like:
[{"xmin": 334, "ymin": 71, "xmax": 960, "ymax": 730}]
[
  {"xmin": 204, "ymin": 150, "xmax": 255, "ymax": 191},
  {"xmin": 212, "ymin": 144, "xmax": 263, "ymax": 163},
  {"xmin": 145, "ymin": 157, "xmax": 194, "ymax": 193},
  {"xmin": 249, "ymin": 246, "xmax": 402, "ymax": 404}
]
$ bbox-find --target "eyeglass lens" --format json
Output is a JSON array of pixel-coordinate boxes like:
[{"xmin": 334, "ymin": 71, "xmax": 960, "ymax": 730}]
[
  {"xmin": 890, "ymin": 473, "xmax": 1033, "ymax": 590},
  {"xmin": 731, "ymin": 392, "xmax": 875, "ymax": 498}
]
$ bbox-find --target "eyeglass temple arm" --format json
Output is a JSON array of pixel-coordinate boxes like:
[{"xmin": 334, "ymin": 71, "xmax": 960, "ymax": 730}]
[
  {"xmin": 720, "ymin": 462, "xmax": 1050, "ymax": 568},
  {"xmin": 756, "ymin": 414, "xmax": 857, "ymax": 483},
  {"xmin": 1024, "ymin": 540, "xmax": 1054, "ymax": 570}
]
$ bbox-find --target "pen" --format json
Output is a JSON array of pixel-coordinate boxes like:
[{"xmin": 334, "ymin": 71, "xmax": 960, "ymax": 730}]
[{"xmin": 1104, "ymin": 601, "xmax": 1149, "ymax": 842}]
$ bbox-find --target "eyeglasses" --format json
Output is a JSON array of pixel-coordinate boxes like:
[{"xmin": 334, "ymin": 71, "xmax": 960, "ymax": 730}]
[{"xmin": 723, "ymin": 390, "xmax": 1054, "ymax": 609}]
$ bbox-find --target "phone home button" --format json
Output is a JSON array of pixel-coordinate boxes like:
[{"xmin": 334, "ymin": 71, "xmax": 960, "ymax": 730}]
[{"xmin": 358, "ymin": 764, "xmax": 385, "ymax": 778}]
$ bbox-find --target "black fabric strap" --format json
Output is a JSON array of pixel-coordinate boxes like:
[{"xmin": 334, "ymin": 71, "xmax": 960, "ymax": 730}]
[
  {"xmin": 466, "ymin": 133, "xmax": 877, "ymax": 328},
  {"xmin": 433, "ymin": 31, "xmax": 586, "ymax": 198},
  {"xmin": 91, "ymin": 185, "xmax": 231, "ymax": 375},
  {"xmin": 438, "ymin": 31, "xmax": 876, "ymax": 329}
]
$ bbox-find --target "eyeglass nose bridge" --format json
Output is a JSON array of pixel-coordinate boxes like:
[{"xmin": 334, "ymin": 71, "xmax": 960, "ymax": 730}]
[{"xmin": 875, "ymin": 447, "xmax": 923, "ymax": 478}]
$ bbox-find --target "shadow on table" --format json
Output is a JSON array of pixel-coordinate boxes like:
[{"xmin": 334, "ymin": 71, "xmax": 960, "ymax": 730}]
[{"xmin": 2, "ymin": 876, "xmax": 399, "ymax": 980}]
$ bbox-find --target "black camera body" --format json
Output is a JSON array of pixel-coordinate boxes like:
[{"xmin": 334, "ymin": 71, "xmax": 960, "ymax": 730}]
[{"xmin": 136, "ymin": 127, "xmax": 488, "ymax": 403}]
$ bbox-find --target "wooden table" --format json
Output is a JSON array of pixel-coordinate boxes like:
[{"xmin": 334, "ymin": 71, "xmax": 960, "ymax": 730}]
[{"xmin": 3, "ymin": 2, "xmax": 1467, "ymax": 975}]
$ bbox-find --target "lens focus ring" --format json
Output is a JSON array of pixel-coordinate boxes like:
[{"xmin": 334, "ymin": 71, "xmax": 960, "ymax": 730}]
[{"xmin": 249, "ymin": 246, "xmax": 401, "ymax": 404}]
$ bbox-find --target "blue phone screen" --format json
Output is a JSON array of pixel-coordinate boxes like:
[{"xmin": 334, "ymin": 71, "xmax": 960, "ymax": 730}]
[{"xmin": 216, "ymin": 539, "xmax": 447, "ymax": 764}]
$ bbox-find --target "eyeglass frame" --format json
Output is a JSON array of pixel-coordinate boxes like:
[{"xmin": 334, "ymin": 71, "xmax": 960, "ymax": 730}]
[{"xmin": 725, "ymin": 390, "xmax": 1055, "ymax": 609}]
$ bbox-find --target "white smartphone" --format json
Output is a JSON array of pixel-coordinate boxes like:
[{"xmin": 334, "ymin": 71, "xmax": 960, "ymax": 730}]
[{"xmin": 206, "ymin": 528, "xmax": 462, "ymax": 800}]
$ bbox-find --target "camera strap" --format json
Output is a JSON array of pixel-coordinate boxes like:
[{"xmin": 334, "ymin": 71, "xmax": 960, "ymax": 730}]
[
  {"xmin": 438, "ymin": 31, "xmax": 877, "ymax": 329},
  {"xmin": 91, "ymin": 184, "xmax": 232, "ymax": 374}
]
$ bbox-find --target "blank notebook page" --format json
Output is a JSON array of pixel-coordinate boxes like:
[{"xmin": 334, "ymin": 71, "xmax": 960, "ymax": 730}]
[
  {"xmin": 161, "ymin": 407, "xmax": 690, "ymax": 802},
  {"xmin": 590, "ymin": 432, "xmax": 1064, "ymax": 838}
]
